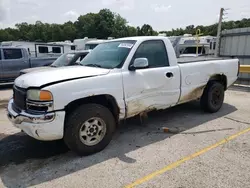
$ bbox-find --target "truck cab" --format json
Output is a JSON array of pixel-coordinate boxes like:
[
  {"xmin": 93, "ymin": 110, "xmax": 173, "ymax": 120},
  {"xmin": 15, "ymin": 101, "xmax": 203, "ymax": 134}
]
[
  {"xmin": 0, "ymin": 47, "xmax": 57, "ymax": 84},
  {"xmin": 0, "ymin": 47, "xmax": 30, "ymax": 83}
]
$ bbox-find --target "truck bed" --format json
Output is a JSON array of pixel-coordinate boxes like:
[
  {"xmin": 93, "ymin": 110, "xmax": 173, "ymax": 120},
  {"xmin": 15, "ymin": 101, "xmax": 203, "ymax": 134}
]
[{"xmin": 177, "ymin": 56, "xmax": 232, "ymax": 64}]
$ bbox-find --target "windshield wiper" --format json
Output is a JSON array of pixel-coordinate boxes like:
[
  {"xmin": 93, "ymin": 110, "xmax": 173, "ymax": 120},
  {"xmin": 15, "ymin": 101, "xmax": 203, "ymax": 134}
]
[
  {"xmin": 50, "ymin": 65, "xmax": 57, "ymax": 67},
  {"xmin": 84, "ymin": 64, "xmax": 102, "ymax": 68}
]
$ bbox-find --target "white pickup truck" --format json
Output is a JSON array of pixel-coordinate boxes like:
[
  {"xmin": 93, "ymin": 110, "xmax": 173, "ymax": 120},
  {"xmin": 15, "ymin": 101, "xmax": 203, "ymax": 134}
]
[{"xmin": 7, "ymin": 36, "xmax": 239, "ymax": 156}]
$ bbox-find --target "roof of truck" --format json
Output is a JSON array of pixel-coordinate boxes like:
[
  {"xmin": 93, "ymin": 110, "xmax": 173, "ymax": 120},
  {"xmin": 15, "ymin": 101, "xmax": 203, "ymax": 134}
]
[{"xmin": 110, "ymin": 36, "xmax": 168, "ymax": 42}]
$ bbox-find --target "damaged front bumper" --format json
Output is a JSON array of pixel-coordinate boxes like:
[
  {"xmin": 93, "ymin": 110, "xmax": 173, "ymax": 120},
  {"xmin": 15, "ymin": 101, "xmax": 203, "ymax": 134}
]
[{"xmin": 7, "ymin": 99, "xmax": 65, "ymax": 141}]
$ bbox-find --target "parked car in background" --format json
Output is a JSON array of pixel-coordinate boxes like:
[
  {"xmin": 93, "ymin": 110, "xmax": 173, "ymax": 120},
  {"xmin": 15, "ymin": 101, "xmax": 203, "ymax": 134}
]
[
  {"xmin": 0, "ymin": 47, "xmax": 57, "ymax": 84},
  {"xmin": 7, "ymin": 36, "xmax": 239, "ymax": 156},
  {"xmin": 19, "ymin": 50, "xmax": 91, "ymax": 75}
]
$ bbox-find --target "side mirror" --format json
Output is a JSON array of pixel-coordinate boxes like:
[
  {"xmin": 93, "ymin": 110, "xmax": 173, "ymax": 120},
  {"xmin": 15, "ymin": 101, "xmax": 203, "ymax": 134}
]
[{"xmin": 129, "ymin": 58, "xmax": 149, "ymax": 71}]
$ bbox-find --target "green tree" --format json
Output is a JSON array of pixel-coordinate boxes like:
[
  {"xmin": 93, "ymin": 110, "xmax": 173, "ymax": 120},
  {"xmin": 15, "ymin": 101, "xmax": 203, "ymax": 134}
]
[
  {"xmin": 126, "ymin": 26, "xmax": 137, "ymax": 36},
  {"xmin": 185, "ymin": 25, "xmax": 195, "ymax": 35},
  {"xmin": 1, "ymin": 9, "xmax": 250, "ymax": 43},
  {"xmin": 111, "ymin": 13, "xmax": 128, "ymax": 38},
  {"xmin": 140, "ymin": 24, "xmax": 155, "ymax": 36},
  {"xmin": 75, "ymin": 13, "xmax": 99, "ymax": 38},
  {"xmin": 0, "ymin": 29, "xmax": 16, "ymax": 41},
  {"xmin": 62, "ymin": 21, "xmax": 77, "ymax": 41},
  {"xmin": 95, "ymin": 9, "xmax": 115, "ymax": 38},
  {"xmin": 50, "ymin": 24, "xmax": 63, "ymax": 41},
  {"xmin": 15, "ymin": 22, "xmax": 31, "ymax": 40}
]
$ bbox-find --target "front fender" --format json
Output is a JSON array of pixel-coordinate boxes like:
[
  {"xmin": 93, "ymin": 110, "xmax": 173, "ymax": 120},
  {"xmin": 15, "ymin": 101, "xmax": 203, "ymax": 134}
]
[{"xmin": 44, "ymin": 71, "xmax": 126, "ymax": 119}]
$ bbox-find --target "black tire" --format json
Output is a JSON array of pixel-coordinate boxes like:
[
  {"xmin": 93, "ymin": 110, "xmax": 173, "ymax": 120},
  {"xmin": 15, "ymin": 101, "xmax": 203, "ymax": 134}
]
[
  {"xmin": 200, "ymin": 81, "xmax": 225, "ymax": 113},
  {"xmin": 64, "ymin": 104, "xmax": 116, "ymax": 156}
]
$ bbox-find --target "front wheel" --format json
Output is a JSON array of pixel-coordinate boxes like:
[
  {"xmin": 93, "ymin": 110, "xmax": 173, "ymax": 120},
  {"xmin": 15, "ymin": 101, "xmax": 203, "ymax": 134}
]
[
  {"xmin": 200, "ymin": 81, "xmax": 225, "ymax": 113},
  {"xmin": 64, "ymin": 104, "xmax": 116, "ymax": 156}
]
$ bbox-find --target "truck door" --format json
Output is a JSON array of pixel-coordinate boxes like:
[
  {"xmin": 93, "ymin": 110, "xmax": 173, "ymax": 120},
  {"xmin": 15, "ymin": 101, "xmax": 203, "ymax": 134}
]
[
  {"xmin": 1, "ymin": 48, "xmax": 30, "ymax": 81},
  {"xmin": 122, "ymin": 40, "xmax": 181, "ymax": 118}
]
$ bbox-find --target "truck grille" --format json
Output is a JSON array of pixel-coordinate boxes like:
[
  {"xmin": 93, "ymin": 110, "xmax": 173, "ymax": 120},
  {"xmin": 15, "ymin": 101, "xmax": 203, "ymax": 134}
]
[{"xmin": 13, "ymin": 86, "xmax": 27, "ymax": 110}]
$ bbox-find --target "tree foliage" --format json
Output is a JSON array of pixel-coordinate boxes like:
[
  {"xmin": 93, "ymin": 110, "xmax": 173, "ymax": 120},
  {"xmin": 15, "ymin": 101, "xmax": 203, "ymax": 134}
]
[
  {"xmin": 1, "ymin": 8, "xmax": 250, "ymax": 42},
  {"xmin": 159, "ymin": 18, "xmax": 250, "ymax": 36},
  {"xmin": 0, "ymin": 9, "xmax": 157, "ymax": 42}
]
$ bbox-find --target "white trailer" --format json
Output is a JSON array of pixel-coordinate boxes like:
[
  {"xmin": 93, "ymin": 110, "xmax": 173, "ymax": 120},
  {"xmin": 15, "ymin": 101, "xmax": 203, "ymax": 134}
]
[
  {"xmin": 73, "ymin": 37, "xmax": 98, "ymax": 51},
  {"xmin": 84, "ymin": 40, "xmax": 107, "ymax": 50},
  {"xmin": 178, "ymin": 35, "xmax": 216, "ymax": 57},
  {"xmin": 0, "ymin": 41, "xmax": 72, "ymax": 58}
]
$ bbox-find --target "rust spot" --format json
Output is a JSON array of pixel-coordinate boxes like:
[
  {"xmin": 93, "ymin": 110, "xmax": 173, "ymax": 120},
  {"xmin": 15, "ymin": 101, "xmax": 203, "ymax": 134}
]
[
  {"xmin": 126, "ymin": 100, "xmax": 156, "ymax": 118},
  {"xmin": 179, "ymin": 85, "xmax": 206, "ymax": 104}
]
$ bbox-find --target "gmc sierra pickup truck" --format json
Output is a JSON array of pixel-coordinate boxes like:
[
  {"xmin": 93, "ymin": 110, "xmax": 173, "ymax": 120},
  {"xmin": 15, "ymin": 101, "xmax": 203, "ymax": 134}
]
[
  {"xmin": 7, "ymin": 36, "xmax": 239, "ymax": 156},
  {"xmin": 0, "ymin": 47, "xmax": 57, "ymax": 84}
]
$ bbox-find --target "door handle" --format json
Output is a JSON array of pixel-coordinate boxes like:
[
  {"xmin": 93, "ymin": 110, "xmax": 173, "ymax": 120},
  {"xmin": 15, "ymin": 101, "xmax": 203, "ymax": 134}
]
[{"xmin": 166, "ymin": 72, "xmax": 174, "ymax": 78}]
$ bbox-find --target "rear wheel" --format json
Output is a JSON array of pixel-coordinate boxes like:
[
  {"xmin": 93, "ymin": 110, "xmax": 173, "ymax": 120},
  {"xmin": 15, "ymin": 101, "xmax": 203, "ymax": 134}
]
[
  {"xmin": 64, "ymin": 104, "xmax": 116, "ymax": 156},
  {"xmin": 200, "ymin": 81, "xmax": 225, "ymax": 113}
]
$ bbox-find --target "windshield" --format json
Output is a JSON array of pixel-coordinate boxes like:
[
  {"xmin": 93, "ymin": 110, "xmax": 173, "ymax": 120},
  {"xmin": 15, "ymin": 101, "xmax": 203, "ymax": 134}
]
[
  {"xmin": 51, "ymin": 53, "xmax": 75, "ymax": 67},
  {"xmin": 80, "ymin": 40, "xmax": 136, "ymax": 69},
  {"xmin": 85, "ymin": 44, "xmax": 99, "ymax": 50}
]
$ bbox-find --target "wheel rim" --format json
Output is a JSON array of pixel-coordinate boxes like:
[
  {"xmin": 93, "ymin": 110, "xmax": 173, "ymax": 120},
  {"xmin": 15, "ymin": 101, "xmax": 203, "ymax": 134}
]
[
  {"xmin": 211, "ymin": 87, "xmax": 223, "ymax": 107},
  {"xmin": 79, "ymin": 117, "xmax": 107, "ymax": 146}
]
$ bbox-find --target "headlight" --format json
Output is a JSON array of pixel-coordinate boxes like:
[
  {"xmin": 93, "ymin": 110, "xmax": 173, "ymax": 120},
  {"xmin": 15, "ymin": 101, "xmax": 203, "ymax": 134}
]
[{"xmin": 27, "ymin": 90, "xmax": 53, "ymax": 101}]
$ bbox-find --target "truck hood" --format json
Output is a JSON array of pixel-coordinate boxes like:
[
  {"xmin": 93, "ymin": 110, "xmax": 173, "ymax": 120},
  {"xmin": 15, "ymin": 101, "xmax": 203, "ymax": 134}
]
[
  {"xmin": 15, "ymin": 66, "xmax": 110, "ymax": 88},
  {"xmin": 20, "ymin": 66, "xmax": 54, "ymax": 74}
]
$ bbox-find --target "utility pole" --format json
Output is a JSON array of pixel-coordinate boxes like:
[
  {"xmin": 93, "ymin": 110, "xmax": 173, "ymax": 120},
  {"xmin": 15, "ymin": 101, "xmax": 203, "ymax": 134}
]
[{"xmin": 214, "ymin": 8, "xmax": 224, "ymax": 57}]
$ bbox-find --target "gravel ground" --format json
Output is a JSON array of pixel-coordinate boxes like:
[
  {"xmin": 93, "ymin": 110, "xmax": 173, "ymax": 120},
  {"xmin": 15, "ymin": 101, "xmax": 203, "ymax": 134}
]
[{"xmin": 0, "ymin": 87, "xmax": 249, "ymax": 188}]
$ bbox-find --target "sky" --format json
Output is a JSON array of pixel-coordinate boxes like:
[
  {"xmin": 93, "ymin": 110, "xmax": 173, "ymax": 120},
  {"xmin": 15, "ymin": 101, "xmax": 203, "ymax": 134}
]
[{"xmin": 0, "ymin": 0, "xmax": 250, "ymax": 31}]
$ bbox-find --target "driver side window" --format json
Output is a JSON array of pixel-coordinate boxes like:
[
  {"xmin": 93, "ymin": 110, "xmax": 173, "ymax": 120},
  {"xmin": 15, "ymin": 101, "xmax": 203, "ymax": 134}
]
[{"xmin": 132, "ymin": 40, "xmax": 169, "ymax": 68}]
